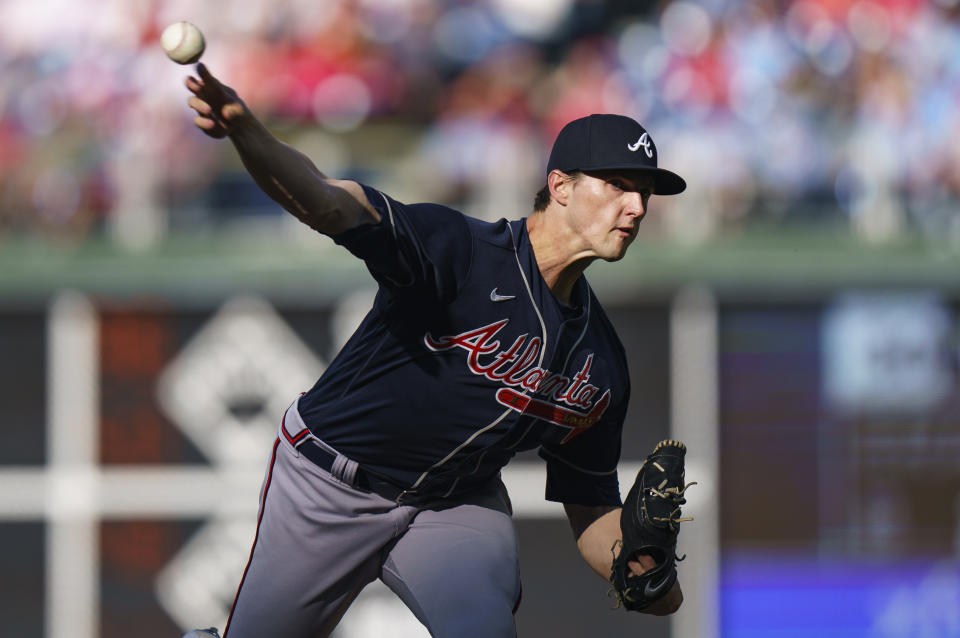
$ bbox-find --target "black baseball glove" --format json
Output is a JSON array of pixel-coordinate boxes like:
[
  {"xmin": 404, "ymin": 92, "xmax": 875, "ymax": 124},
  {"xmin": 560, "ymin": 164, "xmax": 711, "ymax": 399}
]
[{"xmin": 609, "ymin": 439, "xmax": 695, "ymax": 612}]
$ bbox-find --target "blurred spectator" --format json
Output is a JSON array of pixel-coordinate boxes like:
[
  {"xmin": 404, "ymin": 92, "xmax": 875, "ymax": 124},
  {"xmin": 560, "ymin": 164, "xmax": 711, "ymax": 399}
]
[{"xmin": 2, "ymin": 0, "xmax": 960, "ymax": 248}]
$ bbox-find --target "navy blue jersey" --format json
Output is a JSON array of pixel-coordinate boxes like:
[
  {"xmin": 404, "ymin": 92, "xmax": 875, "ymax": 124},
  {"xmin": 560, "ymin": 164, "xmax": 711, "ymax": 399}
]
[{"xmin": 297, "ymin": 185, "xmax": 630, "ymax": 506}]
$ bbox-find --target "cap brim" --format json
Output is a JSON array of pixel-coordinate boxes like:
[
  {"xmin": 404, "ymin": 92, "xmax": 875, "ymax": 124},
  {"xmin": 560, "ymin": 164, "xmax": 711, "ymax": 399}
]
[
  {"xmin": 579, "ymin": 164, "xmax": 686, "ymax": 195},
  {"xmin": 648, "ymin": 168, "xmax": 686, "ymax": 196}
]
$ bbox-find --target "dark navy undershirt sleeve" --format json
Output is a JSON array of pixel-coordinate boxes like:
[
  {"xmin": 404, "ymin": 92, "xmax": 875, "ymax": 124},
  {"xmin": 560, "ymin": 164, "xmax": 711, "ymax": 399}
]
[
  {"xmin": 330, "ymin": 184, "xmax": 473, "ymax": 302},
  {"xmin": 538, "ymin": 397, "xmax": 626, "ymax": 506}
]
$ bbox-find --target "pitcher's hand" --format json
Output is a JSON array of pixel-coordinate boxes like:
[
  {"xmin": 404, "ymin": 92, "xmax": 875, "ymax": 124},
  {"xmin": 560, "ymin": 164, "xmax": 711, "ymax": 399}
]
[{"xmin": 185, "ymin": 63, "xmax": 248, "ymax": 139}]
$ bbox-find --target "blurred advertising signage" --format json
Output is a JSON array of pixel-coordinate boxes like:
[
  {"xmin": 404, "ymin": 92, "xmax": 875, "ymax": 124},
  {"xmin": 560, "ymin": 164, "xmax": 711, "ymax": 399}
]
[{"xmin": 822, "ymin": 293, "xmax": 953, "ymax": 415}]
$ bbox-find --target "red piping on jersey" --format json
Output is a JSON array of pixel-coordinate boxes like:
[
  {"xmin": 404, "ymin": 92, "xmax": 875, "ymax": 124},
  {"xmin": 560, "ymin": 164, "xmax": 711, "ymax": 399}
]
[
  {"xmin": 280, "ymin": 413, "xmax": 310, "ymax": 446},
  {"xmin": 223, "ymin": 436, "xmax": 281, "ymax": 637}
]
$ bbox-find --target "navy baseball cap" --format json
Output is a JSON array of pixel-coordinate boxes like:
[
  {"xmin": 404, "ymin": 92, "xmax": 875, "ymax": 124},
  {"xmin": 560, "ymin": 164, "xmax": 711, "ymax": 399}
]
[{"xmin": 546, "ymin": 114, "xmax": 686, "ymax": 195}]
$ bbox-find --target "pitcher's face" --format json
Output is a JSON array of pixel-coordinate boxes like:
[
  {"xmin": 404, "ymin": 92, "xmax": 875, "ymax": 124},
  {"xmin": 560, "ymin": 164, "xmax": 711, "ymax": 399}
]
[{"xmin": 564, "ymin": 171, "xmax": 654, "ymax": 262}]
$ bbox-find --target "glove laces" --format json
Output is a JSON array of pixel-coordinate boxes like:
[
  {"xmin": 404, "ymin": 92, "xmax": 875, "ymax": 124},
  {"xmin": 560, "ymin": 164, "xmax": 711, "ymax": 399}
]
[{"xmin": 648, "ymin": 475, "xmax": 698, "ymax": 530}]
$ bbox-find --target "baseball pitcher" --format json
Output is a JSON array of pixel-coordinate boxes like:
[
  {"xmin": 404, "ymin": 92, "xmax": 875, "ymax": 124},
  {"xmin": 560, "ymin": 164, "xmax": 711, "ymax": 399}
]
[{"xmin": 181, "ymin": 63, "xmax": 693, "ymax": 638}]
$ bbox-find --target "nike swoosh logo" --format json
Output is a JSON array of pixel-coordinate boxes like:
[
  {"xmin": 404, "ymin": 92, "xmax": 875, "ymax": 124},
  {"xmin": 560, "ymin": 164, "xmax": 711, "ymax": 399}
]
[
  {"xmin": 643, "ymin": 573, "xmax": 671, "ymax": 598},
  {"xmin": 490, "ymin": 288, "xmax": 516, "ymax": 302}
]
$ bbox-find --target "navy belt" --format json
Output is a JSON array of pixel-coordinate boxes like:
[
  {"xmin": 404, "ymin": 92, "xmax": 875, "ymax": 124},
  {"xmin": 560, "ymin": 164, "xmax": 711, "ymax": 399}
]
[{"xmin": 298, "ymin": 439, "xmax": 412, "ymax": 503}]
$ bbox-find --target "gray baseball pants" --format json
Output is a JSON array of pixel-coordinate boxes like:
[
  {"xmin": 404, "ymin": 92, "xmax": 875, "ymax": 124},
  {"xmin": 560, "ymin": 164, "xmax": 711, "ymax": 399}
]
[{"xmin": 223, "ymin": 401, "xmax": 522, "ymax": 638}]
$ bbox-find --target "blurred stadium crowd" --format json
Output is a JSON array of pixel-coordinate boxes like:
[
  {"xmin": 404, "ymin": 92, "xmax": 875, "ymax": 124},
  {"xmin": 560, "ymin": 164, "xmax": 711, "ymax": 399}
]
[{"xmin": 2, "ymin": 0, "xmax": 960, "ymax": 249}]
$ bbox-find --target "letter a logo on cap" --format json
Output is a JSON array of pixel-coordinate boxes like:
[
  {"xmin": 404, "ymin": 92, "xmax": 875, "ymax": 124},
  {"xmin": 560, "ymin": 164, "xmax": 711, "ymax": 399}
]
[{"xmin": 628, "ymin": 132, "xmax": 653, "ymax": 158}]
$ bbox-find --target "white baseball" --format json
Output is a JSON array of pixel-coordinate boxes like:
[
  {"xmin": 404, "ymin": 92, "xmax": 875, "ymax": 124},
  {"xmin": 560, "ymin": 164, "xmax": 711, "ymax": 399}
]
[{"xmin": 160, "ymin": 21, "xmax": 205, "ymax": 65}]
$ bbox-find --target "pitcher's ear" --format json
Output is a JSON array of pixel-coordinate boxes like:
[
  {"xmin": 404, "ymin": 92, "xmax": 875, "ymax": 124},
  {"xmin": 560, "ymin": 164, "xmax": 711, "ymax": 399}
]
[{"xmin": 548, "ymin": 170, "xmax": 575, "ymax": 206}]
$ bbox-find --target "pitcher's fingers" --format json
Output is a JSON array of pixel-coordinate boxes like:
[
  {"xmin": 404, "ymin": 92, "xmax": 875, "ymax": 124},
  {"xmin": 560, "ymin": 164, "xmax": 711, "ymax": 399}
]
[
  {"xmin": 221, "ymin": 103, "xmax": 244, "ymax": 120},
  {"xmin": 185, "ymin": 75, "xmax": 204, "ymax": 94},
  {"xmin": 194, "ymin": 115, "xmax": 217, "ymax": 131},
  {"xmin": 627, "ymin": 553, "xmax": 656, "ymax": 576},
  {"xmin": 188, "ymin": 96, "xmax": 212, "ymax": 115},
  {"xmin": 196, "ymin": 63, "xmax": 223, "ymax": 91}
]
